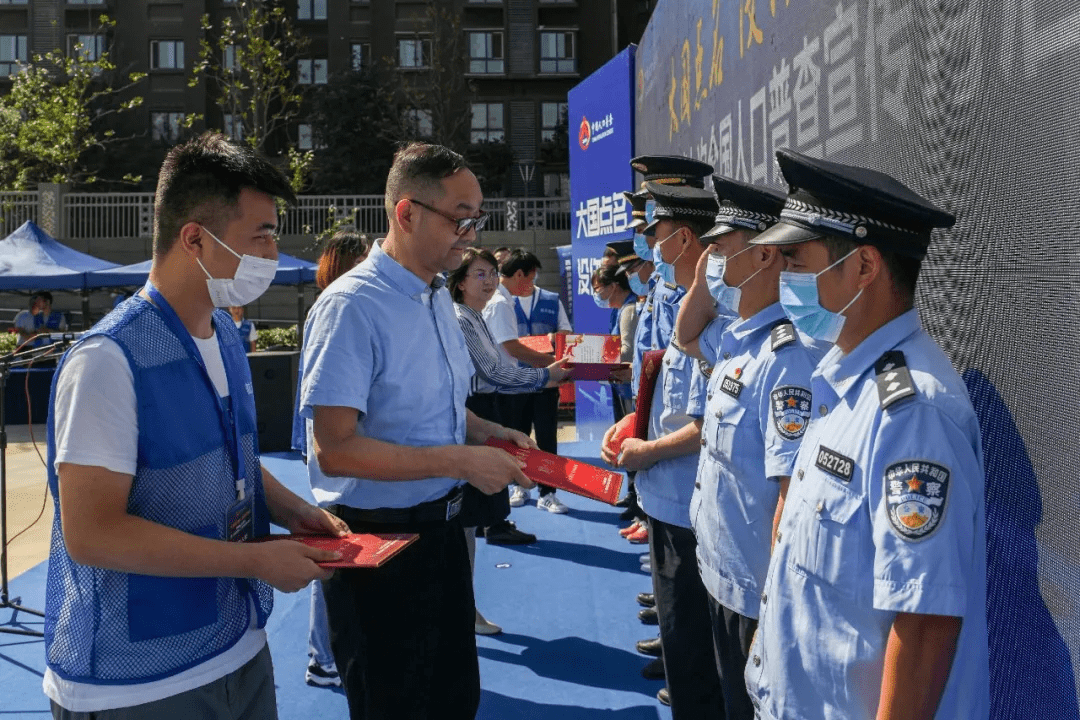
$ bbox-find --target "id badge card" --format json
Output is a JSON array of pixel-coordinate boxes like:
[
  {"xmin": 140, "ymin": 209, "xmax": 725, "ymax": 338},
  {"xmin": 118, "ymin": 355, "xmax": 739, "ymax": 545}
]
[{"xmin": 226, "ymin": 496, "xmax": 254, "ymax": 542}]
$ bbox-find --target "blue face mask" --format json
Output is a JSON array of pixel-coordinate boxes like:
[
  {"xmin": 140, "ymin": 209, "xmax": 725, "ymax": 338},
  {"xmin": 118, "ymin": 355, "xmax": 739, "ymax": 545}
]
[
  {"xmin": 592, "ymin": 290, "xmax": 609, "ymax": 308},
  {"xmin": 653, "ymin": 229, "xmax": 684, "ymax": 286},
  {"xmin": 707, "ymin": 245, "xmax": 760, "ymax": 317},
  {"xmin": 779, "ymin": 248, "xmax": 863, "ymax": 343},
  {"xmin": 633, "ymin": 233, "xmax": 651, "ymax": 261},
  {"xmin": 628, "ymin": 269, "xmax": 649, "ymax": 296}
]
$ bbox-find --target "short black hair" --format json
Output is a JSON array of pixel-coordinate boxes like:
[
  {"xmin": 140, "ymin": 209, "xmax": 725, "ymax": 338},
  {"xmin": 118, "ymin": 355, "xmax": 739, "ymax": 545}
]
[
  {"xmin": 820, "ymin": 235, "xmax": 920, "ymax": 305},
  {"xmin": 384, "ymin": 142, "xmax": 468, "ymax": 220},
  {"xmin": 493, "ymin": 246, "xmax": 510, "ymax": 255},
  {"xmin": 592, "ymin": 264, "xmax": 631, "ymax": 293},
  {"xmin": 499, "ymin": 248, "xmax": 542, "ymax": 278},
  {"xmin": 448, "ymin": 247, "xmax": 499, "ymax": 303},
  {"xmin": 676, "ymin": 217, "xmax": 714, "ymax": 239},
  {"xmin": 153, "ymin": 132, "xmax": 296, "ymax": 258}
]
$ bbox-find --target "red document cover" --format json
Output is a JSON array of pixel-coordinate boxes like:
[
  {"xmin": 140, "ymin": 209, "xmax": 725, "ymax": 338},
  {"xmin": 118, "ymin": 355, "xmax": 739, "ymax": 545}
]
[
  {"xmin": 252, "ymin": 533, "xmax": 419, "ymax": 568},
  {"xmin": 606, "ymin": 412, "xmax": 636, "ymax": 458},
  {"xmin": 519, "ymin": 335, "xmax": 556, "ymax": 354},
  {"xmin": 634, "ymin": 349, "xmax": 666, "ymax": 440},
  {"xmin": 485, "ymin": 438, "xmax": 624, "ymax": 505},
  {"xmin": 558, "ymin": 334, "xmax": 630, "ymax": 381}
]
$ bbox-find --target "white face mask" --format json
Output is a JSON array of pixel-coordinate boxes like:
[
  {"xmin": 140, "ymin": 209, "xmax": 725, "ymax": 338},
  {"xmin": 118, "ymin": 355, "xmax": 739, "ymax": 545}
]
[{"xmin": 196, "ymin": 225, "xmax": 278, "ymax": 307}]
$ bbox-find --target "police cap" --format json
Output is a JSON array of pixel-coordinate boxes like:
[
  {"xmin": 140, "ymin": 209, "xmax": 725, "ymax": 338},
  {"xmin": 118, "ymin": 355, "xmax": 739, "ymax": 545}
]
[
  {"xmin": 751, "ymin": 149, "xmax": 956, "ymax": 259},
  {"xmin": 630, "ymin": 155, "xmax": 714, "ymax": 189},
  {"xmin": 623, "ymin": 190, "xmax": 649, "ymax": 230},
  {"xmin": 702, "ymin": 175, "xmax": 787, "ymax": 240},
  {"xmin": 642, "ymin": 182, "xmax": 718, "ymax": 235}
]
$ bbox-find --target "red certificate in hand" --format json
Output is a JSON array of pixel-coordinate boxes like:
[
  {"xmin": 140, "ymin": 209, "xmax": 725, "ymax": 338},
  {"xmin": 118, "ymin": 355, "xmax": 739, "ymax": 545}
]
[
  {"xmin": 252, "ymin": 533, "xmax": 419, "ymax": 568},
  {"xmin": 606, "ymin": 412, "xmax": 636, "ymax": 458},
  {"xmin": 558, "ymin": 333, "xmax": 628, "ymax": 382},
  {"xmin": 519, "ymin": 335, "xmax": 556, "ymax": 354},
  {"xmin": 485, "ymin": 438, "xmax": 624, "ymax": 505}
]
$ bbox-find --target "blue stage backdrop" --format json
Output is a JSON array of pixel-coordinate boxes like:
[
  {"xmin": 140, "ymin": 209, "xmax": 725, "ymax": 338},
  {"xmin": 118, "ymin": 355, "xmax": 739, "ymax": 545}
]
[
  {"xmin": 568, "ymin": 45, "xmax": 636, "ymax": 441},
  {"xmin": 636, "ymin": 1, "xmax": 1080, "ymax": 716}
]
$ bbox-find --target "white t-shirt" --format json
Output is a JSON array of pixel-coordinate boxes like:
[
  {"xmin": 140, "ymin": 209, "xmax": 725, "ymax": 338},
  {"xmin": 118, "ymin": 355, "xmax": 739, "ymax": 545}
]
[
  {"xmin": 482, "ymin": 284, "xmax": 571, "ymax": 344},
  {"xmin": 44, "ymin": 332, "xmax": 266, "ymax": 713}
]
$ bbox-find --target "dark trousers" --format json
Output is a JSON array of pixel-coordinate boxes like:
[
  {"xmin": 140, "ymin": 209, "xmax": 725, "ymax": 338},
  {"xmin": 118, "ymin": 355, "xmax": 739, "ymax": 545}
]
[
  {"xmin": 706, "ymin": 594, "xmax": 758, "ymax": 720},
  {"xmin": 322, "ymin": 515, "xmax": 480, "ymax": 720},
  {"xmin": 647, "ymin": 516, "xmax": 726, "ymax": 720},
  {"xmin": 496, "ymin": 387, "xmax": 559, "ymax": 496}
]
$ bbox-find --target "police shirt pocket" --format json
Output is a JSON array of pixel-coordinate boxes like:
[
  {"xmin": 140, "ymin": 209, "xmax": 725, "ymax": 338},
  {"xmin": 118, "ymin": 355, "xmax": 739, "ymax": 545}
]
[
  {"xmin": 709, "ymin": 404, "xmax": 746, "ymax": 462},
  {"xmin": 792, "ymin": 481, "xmax": 862, "ymax": 590},
  {"xmin": 127, "ymin": 524, "xmax": 220, "ymax": 643},
  {"xmin": 662, "ymin": 352, "xmax": 690, "ymax": 407}
]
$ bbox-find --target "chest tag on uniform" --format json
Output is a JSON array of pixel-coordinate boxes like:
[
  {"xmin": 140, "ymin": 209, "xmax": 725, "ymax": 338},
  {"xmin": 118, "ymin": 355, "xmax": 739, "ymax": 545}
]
[
  {"xmin": 720, "ymin": 375, "xmax": 743, "ymax": 398},
  {"xmin": 697, "ymin": 359, "xmax": 714, "ymax": 378},
  {"xmin": 884, "ymin": 460, "xmax": 950, "ymax": 541},
  {"xmin": 815, "ymin": 445, "xmax": 854, "ymax": 482},
  {"xmin": 771, "ymin": 322, "xmax": 796, "ymax": 351},
  {"xmin": 771, "ymin": 386, "xmax": 812, "ymax": 440},
  {"xmin": 874, "ymin": 351, "xmax": 916, "ymax": 409}
]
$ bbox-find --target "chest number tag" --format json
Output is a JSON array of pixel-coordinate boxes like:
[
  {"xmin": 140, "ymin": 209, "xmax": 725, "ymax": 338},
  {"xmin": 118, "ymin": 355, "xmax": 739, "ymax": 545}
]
[
  {"xmin": 815, "ymin": 446, "xmax": 854, "ymax": 482},
  {"xmin": 720, "ymin": 375, "xmax": 743, "ymax": 398}
]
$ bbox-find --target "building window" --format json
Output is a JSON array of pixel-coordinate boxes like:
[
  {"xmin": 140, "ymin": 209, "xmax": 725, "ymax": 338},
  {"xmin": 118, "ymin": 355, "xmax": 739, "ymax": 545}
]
[
  {"xmin": 539, "ymin": 31, "xmax": 575, "ymax": 74},
  {"xmin": 298, "ymin": 123, "xmax": 314, "ymax": 150},
  {"xmin": 470, "ymin": 103, "xmax": 504, "ymax": 143},
  {"xmin": 224, "ymin": 44, "xmax": 237, "ymax": 72},
  {"xmin": 467, "ymin": 31, "xmax": 504, "ymax": 74},
  {"xmin": 151, "ymin": 112, "xmax": 185, "ymax": 144},
  {"xmin": 350, "ymin": 42, "xmax": 369, "ymax": 71},
  {"xmin": 403, "ymin": 108, "xmax": 432, "ymax": 139},
  {"xmin": 397, "ymin": 38, "xmax": 430, "ymax": 69},
  {"xmin": 223, "ymin": 113, "xmax": 242, "ymax": 141},
  {"xmin": 0, "ymin": 0, "xmax": 29, "ymax": 5},
  {"xmin": 66, "ymin": 0, "xmax": 105, "ymax": 4},
  {"xmin": 298, "ymin": 58, "xmax": 328, "ymax": 84},
  {"xmin": 150, "ymin": 40, "xmax": 184, "ymax": 70},
  {"xmin": 67, "ymin": 34, "xmax": 106, "ymax": 63},
  {"xmin": 297, "ymin": 0, "xmax": 327, "ymax": 20},
  {"xmin": 541, "ymin": 102, "xmax": 567, "ymax": 142},
  {"xmin": 0, "ymin": 35, "xmax": 26, "ymax": 76}
]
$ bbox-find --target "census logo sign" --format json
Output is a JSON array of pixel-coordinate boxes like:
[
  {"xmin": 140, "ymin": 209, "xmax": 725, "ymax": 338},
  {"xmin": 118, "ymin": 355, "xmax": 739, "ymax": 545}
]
[
  {"xmin": 578, "ymin": 113, "xmax": 615, "ymax": 152},
  {"xmin": 579, "ymin": 116, "xmax": 591, "ymax": 150}
]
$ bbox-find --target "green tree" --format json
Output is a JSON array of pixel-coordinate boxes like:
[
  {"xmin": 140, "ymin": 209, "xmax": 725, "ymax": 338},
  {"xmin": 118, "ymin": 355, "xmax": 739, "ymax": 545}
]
[
  {"xmin": 190, "ymin": 0, "xmax": 312, "ymax": 192},
  {"xmin": 0, "ymin": 16, "xmax": 144, "ymax": 189}
]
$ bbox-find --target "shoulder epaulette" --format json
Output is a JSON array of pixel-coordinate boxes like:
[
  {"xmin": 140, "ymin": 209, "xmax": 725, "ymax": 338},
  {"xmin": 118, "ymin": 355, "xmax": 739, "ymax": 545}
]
[
  {"xmin": 770, "ymin": 321, "xmax": 796, "ymax": 351},
  {"xmin": 663, "ymin": 281, "xmax": 679, "ymax": 291},
  {"xmin": 874, "ymin": 350, "xmax": 917, "ymax": 409}
]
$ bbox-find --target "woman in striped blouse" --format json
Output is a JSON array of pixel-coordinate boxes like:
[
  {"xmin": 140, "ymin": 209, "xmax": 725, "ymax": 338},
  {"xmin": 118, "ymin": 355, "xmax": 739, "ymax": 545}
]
[{"xmin": 448, "ymin": 247, "xmax": 569, "ymax": 635}]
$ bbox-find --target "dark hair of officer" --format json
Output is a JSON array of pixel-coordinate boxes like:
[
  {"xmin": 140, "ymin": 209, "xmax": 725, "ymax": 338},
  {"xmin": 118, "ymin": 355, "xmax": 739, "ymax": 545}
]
[
  {"xmin": 153, "ymin": 132, "xmax": 297, "ymax": 259},
  {"xmin": 672, "ymin": 217, "xmax": 714, "ymax": 241},
  {"xmin": 817, "ymin": 235, "xmax": 921, "ymax": 306},
  {"xmin": 447, "ymin": 247, "xmax": 500, "ymax": 303},
  {"xmin": 499, "ymin": 248, "xmax": 542, "ymax": 278},
  {"xmin": 591, "ymin": 263, "xmax": 631, "ymax": 293},
  {"xmin": 383, "ymin": 142, "xmax": 468, "ymax": 220},
  {"xmin": 316, "ymin": 228, "xmax": 369, "ymax": 290}
]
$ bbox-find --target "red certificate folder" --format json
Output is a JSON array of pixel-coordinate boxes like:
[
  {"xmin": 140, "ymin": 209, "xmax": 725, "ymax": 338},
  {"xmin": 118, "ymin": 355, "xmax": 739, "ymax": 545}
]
[
  {"xmin": 558, "ymin": 333, "xmax": 630, "ymax": 381},
  {"xmin": 252, "ymin": 533, "xmax": 419, "ymax": 568},
  {"xmin": 606, "ymin": 412, "xmax": 636, "ymax": 458},
  {"xmin": 519, "ymin": 335, "xmax": 556, "ymax": 354},
  {"xmin": 484, "ymin": 437, "xmax": 624, "ymax": 505},
  {"xmin": 634, "ymin": 349, "xmax": 666, "ymax": 440}
]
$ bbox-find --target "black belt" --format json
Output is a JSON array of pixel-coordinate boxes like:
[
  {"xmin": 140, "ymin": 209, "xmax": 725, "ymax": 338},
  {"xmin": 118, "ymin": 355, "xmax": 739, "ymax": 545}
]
[{"xmin": 330, "ymin": 487, "xmax": 464, "ymax": 527}]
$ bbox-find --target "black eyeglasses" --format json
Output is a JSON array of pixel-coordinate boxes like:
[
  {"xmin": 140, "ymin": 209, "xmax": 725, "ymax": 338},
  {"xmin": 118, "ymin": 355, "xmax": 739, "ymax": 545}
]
[{"xmin": 410, "ymin": 198, "xmax": 490, "ymax": 236}]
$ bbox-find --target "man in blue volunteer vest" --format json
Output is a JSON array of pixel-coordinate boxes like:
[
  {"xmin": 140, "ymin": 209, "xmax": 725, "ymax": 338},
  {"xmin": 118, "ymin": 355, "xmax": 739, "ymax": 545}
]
[
  {"xmin": 603, "ymin": 182, "xmax": 726, "ymax": 717},
  {"xmin": 745, "ymin": 150, "xmax": 989, "ymax": 719},
  {"xmin": 14, "ymin": 291, "xmax": 67, "ymax": 348},
  {"xmin": 300, "ymin": 142, "xmax": 537, "ymax": 720},
  {"xmin": 43, "ymin": 132, "xmax": 347, "ymax": 719},
  {"xmin": 674, "ymin": 175, "xmax": 821, "ymax": 718},
  {"xmin": 484, "ymin": 248, "xmax": 573, "ymax": 514}
]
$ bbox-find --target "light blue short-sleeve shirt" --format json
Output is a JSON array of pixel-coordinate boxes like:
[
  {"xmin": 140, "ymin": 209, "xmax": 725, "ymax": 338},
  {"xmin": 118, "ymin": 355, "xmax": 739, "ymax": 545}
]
[
  {"xmin": 635, "ymin": 341, "xmax": 708, "ymax": 529},
  {"xmin": 690, "ymin": 303, "xmax": 817, "ymax": 618},
  {"xmin": 746, "ymin": 309, "xmax": 990, "ymax": 720},
  {"xmin": 300, "ymin": 242, "xmax": 473, "ymax": 509}
]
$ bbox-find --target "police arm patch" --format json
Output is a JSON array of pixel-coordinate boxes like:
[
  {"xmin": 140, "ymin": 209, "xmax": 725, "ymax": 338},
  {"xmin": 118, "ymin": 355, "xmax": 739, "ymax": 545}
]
[
  {"xmin": 770, "ymin": 386, "xmax": 812, "ymax": 440},
  {"xmin": 884, "ymin": 460, "xmax": 950, "ymax": 541}
]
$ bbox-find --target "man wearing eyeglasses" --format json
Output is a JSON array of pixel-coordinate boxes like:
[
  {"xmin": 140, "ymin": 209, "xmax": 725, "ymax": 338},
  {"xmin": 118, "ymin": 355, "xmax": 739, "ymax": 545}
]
[{"xmin": 300, "ymin": 142, "xmax": 536, "ymax": 720}]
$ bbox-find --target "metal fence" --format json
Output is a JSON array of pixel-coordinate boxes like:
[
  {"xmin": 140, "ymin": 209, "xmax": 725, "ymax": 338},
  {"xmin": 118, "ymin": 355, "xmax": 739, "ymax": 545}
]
[
  {"xmin": 64, "ymin": 193, "xmax": 155, "ymax": 240},
  {"xmin": 0, "ymin": 191, "xmax": 39, "ymax": 236}
]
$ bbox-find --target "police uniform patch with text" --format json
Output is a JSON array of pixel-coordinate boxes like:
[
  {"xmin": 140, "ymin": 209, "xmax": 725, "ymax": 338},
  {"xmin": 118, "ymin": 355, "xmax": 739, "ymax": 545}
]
[
  {"xmin": 815, "ymin": 446, "xmax": 854, "ymax": 482},
  {"xmin": 720, "ymin": 375, "xmax": 743, "ymax": 398},
  {"xmin": 884, "ymin": 460, "xmax": 950, "ymax": 541},
  {"xmin": 771, "ymin": 386, "xmax": 812, "ymax": 440}
]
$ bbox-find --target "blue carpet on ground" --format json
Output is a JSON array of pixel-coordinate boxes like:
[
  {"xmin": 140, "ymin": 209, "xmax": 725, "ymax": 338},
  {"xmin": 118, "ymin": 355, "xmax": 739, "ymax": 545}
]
[{"xmin": 0, "ymin": 445, "xmax": 665, "ymax": 719}]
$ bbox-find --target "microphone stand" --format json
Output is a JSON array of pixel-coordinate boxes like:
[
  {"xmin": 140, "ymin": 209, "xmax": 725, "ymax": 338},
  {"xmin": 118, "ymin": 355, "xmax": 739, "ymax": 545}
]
[{"xmin": 0, "ymin": 337, "xmax": 72, "ymax": 637}]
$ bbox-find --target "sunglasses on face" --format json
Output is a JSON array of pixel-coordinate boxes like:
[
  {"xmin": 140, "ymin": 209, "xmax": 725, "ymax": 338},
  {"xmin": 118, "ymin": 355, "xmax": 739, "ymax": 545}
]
[
  {"xmin": 468, "ymin": 269, "xmax": 500, "ymax": 283},
  {"xmin": 410, "ymin": 198, "xmax": 490, "ymax": 236}
]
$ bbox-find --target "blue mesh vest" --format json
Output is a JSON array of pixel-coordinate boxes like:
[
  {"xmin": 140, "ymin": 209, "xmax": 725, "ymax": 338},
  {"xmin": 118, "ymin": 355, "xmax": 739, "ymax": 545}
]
[
  {"xmin": 513, "ymin": 288, "xmax": 560, "ymax": 337},
  {"xmin": 43, "ymin": 297, "xmax": 274, "ymax": 685}
]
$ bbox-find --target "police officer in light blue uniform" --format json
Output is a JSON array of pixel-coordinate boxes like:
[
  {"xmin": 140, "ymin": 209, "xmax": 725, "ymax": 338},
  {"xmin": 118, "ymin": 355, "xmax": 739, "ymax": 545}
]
[
  {"xmin": 603, "ymin": 181, "xmax": 725, "ymax": 717},
  {"xmin": 745, "ymin": 149, "xmax": 989, "ymax": 720},
  {"xmin": 675, "ymin": 175, "xmax": 821, "ymax": 718}
]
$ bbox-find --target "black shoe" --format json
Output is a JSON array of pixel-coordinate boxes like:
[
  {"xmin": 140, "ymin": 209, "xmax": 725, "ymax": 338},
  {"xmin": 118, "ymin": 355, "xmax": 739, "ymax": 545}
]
[
  {"xmin": 618, "ymin": 500, "xmax": 642, "ymax": 521},
  {"xmin": 484, "ymin": 521, "xmax": 537, "ymax": 545},
  {"xmin": 636, "ymin": 636, "xmax": 662, "ymax": 656},
  {"xmin": 614, "ymin": 495, "xmax": 632, "ymax": 508},
  {"xmin": 474, "ymin": 525, "xmax": 485, "ymax": 538},
  {"xmin": 636, "ymin": 592, "xmax": 655, "ymax": 608},
  {"xmin": 641, "ymin": 656, "xmax": 665, "ymax": 680},
  {"xmin": 638, "ymin": 606, "xmax": 658, "ymax": 625},
  {"xmin": 657, "ymin": 687, "xmax": 670, "ymax": 706}
]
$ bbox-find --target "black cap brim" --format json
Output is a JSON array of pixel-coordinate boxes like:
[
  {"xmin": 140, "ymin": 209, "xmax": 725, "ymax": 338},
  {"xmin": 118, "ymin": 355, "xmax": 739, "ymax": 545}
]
[
  {"xmin": 749, "ymin": 221, "xmax": 823, "ymax": 246},
  {"xmin": 643, "ymin": 218, "xmax": 660, "ymax": 236},
  {"xmin": 700, "ymin": 222, "xmax": 736, "ymax": 240}
]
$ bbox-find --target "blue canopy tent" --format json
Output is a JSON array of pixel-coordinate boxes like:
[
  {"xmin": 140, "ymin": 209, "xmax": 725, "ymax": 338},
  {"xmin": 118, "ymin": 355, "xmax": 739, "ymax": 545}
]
[{"xmin": 0, "ymin": 220, "xmax": 121, "ymax": 328}]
